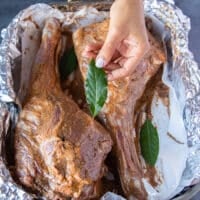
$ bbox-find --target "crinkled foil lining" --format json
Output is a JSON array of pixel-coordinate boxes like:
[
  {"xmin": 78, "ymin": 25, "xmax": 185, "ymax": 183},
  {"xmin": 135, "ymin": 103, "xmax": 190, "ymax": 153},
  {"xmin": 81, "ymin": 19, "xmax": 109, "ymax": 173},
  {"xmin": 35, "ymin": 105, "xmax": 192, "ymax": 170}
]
[{"xmin": 0, "ymin": 0, "xmax": 200, "ymax": 199}]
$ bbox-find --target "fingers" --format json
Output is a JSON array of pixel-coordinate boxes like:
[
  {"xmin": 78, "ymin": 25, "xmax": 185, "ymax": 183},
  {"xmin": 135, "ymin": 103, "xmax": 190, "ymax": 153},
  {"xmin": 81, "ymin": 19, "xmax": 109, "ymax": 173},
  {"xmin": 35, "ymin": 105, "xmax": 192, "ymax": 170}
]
[
  {"xmin": 104, "ymin": 63, "xmax": 120, "ymax": 71},
  {"xmin": 96, "ymin": 30, "xmax": 122, "ymax": 68},
  {"xmin": 107, "ymin": 39, "xmax": 150, "ymax": 81},
  {"xmin": 82, "ymin": 51, "xmax": 96, "ymax": 59},
  {"xmin": 107, "ymin": 56, "xmax": 140, "ymax": 81},
  {"xmin": 83, "ymin": 43, "xmax": 121, "ymax": 66},
  {"xmin": 82, "ymin": 43, "xmax": 102, "ymax": 58},
  {"xmin": 85, "ymin": 43, "xmax": 102, "ymax": 52},
  {"xmin": 111, "ymin": 50, "xmax": 121, "ymax": 62}
]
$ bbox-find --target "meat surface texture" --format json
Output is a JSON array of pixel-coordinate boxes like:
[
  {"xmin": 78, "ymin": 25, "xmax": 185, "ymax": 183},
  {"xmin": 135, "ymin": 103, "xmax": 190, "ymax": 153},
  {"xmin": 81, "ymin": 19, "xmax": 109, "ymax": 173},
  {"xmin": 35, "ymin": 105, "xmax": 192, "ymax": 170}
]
[
  {"xmin": 73, "ymin": 19, "xmax": 166, "ymax": 200},
  {"xmin": 14, "ymin": 18, "xmax": 112, "ymax": 200}
]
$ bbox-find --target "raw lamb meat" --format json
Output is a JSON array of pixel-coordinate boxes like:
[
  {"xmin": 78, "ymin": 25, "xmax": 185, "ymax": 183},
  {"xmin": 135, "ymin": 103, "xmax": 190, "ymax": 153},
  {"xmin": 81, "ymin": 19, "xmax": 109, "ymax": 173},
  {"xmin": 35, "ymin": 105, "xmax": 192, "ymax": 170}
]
[
  {"xmin": 73, "ymin": 19, "xmax": 166, "ymax": 199},
  {"xmin": 14, "ymin": 18, "xmax": 112, "ymax": 200}
]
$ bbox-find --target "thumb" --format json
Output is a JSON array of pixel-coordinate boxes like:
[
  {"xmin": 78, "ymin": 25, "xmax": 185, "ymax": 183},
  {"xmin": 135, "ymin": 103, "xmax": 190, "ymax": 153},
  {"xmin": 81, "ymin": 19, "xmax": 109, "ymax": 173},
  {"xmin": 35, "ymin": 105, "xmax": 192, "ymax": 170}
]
[{"xmin": 96, "ymin": 30, "xmax": 120, "ymax": 68}]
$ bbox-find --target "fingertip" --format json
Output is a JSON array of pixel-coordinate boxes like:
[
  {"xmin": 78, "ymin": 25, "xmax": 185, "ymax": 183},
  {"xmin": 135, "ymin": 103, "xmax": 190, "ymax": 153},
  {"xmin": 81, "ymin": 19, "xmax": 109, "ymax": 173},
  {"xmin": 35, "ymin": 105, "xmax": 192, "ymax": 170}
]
[
  {"xmin": 86, "ymin": 43, "xmax": 102, "ymax": 51},
  {"xmin": 107, "ymin": 67, "xmax": 129, "ymax": 81},
  {"xmin": 104, "ymin": 63, "xmax": 120, "ymax": 71},
  {"xmin": 85, "ymin": 45, "xmax": 92, "ymax": 51},
  {"xmin": 82, "ymin": 50, "xmax": 88, "ymax": 57},
  {"xmin": 96, "ymin": 57, "xmax": 105, "ymax": 68},
  {"xmin": 107, "ymin": 73, "xmax": 115, "ymax": 81},
  {"xmin": 97, "ymin": 38, "xmax": 119, "ymax": 67},
  {"xmin": 82, "ymin": 50, "xmax": 90, "ymax": 58},
  {"xmin": 82, "ymin": 51, "xmax": 96, "ymax": 59}
]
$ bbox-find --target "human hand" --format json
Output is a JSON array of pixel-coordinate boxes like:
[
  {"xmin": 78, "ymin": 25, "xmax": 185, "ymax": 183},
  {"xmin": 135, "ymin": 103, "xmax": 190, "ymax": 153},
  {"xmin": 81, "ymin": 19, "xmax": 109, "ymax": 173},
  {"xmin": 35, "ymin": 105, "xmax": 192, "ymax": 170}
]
[{"xmin": 83, "ymin": 0, "xmax": 150, "ymax": 81}]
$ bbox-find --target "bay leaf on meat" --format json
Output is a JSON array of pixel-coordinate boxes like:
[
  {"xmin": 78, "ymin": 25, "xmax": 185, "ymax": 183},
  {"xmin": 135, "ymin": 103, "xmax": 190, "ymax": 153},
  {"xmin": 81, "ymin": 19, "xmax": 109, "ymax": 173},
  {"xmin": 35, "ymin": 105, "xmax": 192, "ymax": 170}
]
[{"xmin": 85, "ymin": 59, "xmax": 107, "ymax": 117}]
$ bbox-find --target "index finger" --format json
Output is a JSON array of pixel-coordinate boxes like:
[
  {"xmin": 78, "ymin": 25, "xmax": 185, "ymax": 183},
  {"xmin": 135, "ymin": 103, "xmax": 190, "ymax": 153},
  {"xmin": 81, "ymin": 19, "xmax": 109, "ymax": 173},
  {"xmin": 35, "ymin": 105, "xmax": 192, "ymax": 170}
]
[
  {"xmin": 82, "ymin": 43, "xmax": 102, "ymax": 58},
  {"xmin": 108, "ymin": 56, "xmax": 140, "ymax": 81},
  {"xmin": 85, "ymin": 42, "xmax": 102, "ymax": 52}
]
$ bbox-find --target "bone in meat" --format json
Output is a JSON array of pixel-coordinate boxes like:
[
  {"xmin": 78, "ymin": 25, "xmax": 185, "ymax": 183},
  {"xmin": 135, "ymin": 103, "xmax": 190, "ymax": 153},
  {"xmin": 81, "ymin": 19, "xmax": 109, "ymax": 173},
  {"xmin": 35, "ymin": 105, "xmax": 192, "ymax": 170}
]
[
  {"xmin": 73, "ymin": 19, "xmax": 166, "ymax": 199},
  {"xmin": 15, "ymin": 18, "xmax": 112, "ymax": 200}
]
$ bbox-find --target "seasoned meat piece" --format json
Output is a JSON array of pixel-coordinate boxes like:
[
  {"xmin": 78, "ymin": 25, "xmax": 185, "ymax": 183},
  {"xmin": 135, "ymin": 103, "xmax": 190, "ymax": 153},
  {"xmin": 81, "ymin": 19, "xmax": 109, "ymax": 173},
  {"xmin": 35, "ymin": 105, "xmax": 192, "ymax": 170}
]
[
  {"xmin": 18, "ymin": 20, "xmax": 41, "ymax": 104},
  {"xmin": 14, "ymin": 18, "xmax": 112, "ymax": 200},
  {"xmin": 73, "ymin": 19, "xmax": 166, "ymax": 200}
]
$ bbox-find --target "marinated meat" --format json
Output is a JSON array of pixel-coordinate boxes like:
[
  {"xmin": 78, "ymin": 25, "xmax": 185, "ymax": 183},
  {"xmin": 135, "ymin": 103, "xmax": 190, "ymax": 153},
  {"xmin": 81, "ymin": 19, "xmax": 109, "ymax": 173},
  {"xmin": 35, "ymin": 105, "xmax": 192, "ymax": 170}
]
[
  {"xmin": 73, "ymin": 19, "xmax": 166, "ymax": 199},
  {"xmin": 18, "ymin": 20, "xmax": 41, "ymax": 104},
  {"xmin": 14, "ymin": 18, "xmax": 112, "ymax": 200}
]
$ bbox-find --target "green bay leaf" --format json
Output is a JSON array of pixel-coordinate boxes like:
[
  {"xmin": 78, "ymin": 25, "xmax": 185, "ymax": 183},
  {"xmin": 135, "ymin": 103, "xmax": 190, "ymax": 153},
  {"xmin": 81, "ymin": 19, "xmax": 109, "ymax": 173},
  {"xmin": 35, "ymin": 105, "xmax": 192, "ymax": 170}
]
[
  {"xmin": 140, "ymin": 119, "xmax": 159, "ymax": 166},
  {"xmin": 85, "ymin": 59, "xmax": 108, "ymax": 117},
  {"xmin": 59, "ymin": 47, "xmax": 77, "ymax": 81}
]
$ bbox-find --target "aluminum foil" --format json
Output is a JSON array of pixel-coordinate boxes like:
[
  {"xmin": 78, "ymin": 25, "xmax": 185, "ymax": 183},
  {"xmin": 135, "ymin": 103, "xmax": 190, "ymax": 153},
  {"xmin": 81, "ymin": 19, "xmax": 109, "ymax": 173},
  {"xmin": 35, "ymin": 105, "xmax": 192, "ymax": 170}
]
[{"xmin": 0, "ymin": 0, "xmax": 200, "ymax": 199}]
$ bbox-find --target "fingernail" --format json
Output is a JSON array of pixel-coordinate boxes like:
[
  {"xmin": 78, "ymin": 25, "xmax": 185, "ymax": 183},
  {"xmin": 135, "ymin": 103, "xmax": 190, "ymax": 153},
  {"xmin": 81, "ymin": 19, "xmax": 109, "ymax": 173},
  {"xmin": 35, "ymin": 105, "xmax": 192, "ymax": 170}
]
[{"xmin": 96, "ymin": 57, "xmax": 105, "ymax": 68}]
